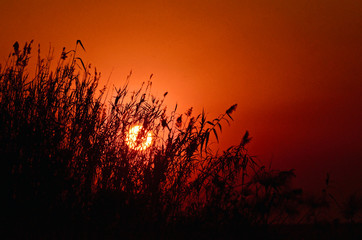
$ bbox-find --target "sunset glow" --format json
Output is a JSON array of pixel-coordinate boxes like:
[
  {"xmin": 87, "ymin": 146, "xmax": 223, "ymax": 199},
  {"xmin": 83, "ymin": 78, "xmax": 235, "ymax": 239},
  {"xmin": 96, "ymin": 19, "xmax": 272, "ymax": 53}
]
[
  {"xmin": 126, "ymin": 125, "xmax": 152, "ymax": 151},
  {"xmin": 1, "ymin": 0, "xmax": 361, "ymax": 223}
]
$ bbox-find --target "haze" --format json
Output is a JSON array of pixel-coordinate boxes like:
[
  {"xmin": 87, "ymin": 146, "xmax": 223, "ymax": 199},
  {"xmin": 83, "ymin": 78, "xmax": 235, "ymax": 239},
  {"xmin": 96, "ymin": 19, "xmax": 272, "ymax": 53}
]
[{"xmin": 1, "ymin": 0, "xmax": 361, "ymax": 199}]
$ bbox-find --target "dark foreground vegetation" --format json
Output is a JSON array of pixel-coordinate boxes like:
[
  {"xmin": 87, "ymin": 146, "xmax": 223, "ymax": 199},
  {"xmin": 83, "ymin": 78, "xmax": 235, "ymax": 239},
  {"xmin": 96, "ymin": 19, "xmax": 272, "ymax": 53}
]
[{"xmin": 2, "ymin": 41, "xmax": 361, "ymax": 239}]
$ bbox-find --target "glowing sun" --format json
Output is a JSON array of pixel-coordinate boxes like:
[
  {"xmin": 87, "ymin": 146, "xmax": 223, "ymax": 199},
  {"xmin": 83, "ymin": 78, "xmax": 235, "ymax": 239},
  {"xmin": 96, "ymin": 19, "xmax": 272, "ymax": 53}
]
[{"xmin": 126, "ymin": 125, "xmax": 153, "ymax": 150}]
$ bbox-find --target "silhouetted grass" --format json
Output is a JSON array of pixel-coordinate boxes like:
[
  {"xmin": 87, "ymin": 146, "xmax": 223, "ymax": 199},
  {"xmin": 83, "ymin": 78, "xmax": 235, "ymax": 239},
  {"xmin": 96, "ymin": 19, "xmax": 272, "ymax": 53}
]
[{"xmin": 2, "ymin": 41, "xmax": 360, "ymax": 239}]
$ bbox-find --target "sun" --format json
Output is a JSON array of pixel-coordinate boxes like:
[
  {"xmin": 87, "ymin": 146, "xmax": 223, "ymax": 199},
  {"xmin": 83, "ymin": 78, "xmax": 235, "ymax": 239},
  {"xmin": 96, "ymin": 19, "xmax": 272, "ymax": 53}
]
[{"xmin": 126, "ymin": 125, "xmax": 153, "ymax": 151}]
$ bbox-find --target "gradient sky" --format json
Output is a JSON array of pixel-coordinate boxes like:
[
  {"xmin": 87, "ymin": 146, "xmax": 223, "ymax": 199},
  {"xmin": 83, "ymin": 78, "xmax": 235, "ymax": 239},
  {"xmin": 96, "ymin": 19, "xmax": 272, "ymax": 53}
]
[{"xmin": 1, "ymin": 0, "xmax": 361, "ymax": 199}]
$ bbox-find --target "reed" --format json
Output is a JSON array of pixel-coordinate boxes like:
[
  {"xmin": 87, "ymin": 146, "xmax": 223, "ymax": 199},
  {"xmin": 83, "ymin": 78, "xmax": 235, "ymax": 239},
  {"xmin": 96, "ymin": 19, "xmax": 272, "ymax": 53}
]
[{"xmin": 2, "ymin": 41, "xmax": 355, "ymax": 238}]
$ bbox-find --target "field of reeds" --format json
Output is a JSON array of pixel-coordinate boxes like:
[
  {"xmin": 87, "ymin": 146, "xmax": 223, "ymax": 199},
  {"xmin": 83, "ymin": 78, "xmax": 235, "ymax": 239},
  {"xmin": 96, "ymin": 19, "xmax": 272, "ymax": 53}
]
[{"xmin": 2, "ymin": 41, "xmax": 361, "ymax": 239}]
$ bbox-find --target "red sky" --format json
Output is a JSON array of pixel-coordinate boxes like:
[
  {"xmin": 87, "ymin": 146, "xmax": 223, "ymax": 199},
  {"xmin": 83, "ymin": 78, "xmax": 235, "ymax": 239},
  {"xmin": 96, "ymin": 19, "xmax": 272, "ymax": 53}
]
[{"xmin": 1, "ymin": 0, "xmax": 361, "ymax": 199}]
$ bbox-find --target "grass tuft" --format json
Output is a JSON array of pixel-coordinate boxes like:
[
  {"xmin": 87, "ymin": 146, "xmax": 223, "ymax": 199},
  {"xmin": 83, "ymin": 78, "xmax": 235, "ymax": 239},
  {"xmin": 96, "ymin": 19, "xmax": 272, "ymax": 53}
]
[{"xmin": 2, "ymin": 41, "xmax": 359, "ymax": 238}]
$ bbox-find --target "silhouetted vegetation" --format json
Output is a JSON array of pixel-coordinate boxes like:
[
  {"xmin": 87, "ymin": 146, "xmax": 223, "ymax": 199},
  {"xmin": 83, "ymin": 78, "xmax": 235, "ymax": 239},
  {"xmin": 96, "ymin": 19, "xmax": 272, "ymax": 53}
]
[{"xmin": 2, "ymin": 41, "xmax": 361, "ymax": 239}]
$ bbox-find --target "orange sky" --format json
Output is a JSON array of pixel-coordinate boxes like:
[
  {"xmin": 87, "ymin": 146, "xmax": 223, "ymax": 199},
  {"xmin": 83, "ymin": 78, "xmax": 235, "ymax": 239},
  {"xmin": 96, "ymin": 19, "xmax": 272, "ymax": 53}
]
[{"xmin": 1, "ymin": 0, "xmax": 361, "ymax": 199}]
